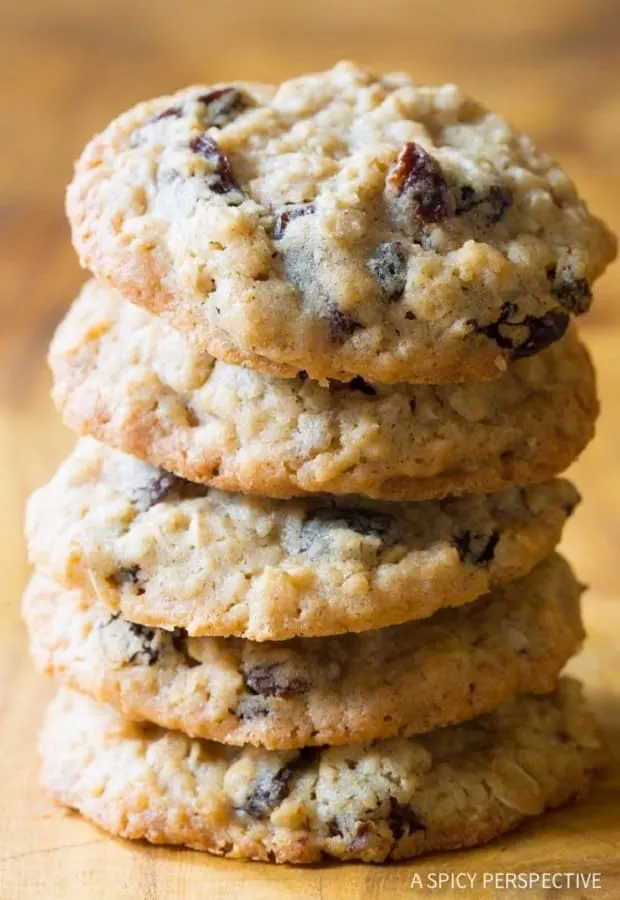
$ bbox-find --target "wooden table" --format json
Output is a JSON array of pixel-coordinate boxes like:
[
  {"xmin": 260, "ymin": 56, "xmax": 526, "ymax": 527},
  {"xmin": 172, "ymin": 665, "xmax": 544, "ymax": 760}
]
[{"xmin": 0, "ymin": 0, "xmax": 618, "ymax": 896}]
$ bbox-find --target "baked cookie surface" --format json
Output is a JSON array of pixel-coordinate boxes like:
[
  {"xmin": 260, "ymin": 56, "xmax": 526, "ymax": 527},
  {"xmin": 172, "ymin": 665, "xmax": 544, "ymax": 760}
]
[
  {"xmin": 24, "ymin": 557, "xmax": 583, "ymax": 747},
  {"xmin": 49, "ymin": 281, "xmax": 598, "ymax": 503},
  {"xmin": 66, "ymin": 62, "xmax": 615, "ymax": 384},
  {"xmin": 39, "ymin": 682, "xmax": 602, "ymax": 862},
  {"xmin": 26, "ymin": 438, "xmax": 580, "ymax": 639}
]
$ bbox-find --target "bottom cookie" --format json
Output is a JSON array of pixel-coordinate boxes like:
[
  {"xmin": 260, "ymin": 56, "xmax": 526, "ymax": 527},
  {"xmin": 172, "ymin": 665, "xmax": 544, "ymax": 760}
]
[{"xmin": 40, "ymin": 682, "xmax": 601, "ymax": 863}]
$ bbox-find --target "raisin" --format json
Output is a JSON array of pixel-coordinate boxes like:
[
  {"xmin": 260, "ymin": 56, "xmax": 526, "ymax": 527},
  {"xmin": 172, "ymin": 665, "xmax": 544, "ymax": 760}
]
[
  {"xmin": 546, "ymin": 265, "xmax": 557, "ymax": 281},
  {"xmin": 510, "ymin": 311, "xmax": 570, "ymax": 358},
  {"xmin": 387, "ymin": 141, "xmax": 449, "ymax": 224},
  {"xmin": 455, "ymin": 184, "xmax": 476, "ymax": 212},
  {"xmin": 551, "ymin": 273, "xmax": 592, "ymax": 315},
  {"xmin": 297, "ymin": 370, "xmax": 309, "ymax": 382},
  {"xmin": 109, "ymin": 565, "xmax": 144, "ymax": 592},
  {"xmin": 273, "ymin": 202, "xmax": 315, "ymax": 239},
  {"xmin": 278, "ymin": 230, "xmax": 360, "ymax": 340},
  {"xmin": 454, "ymin": 530, "xmax": 500, "ymax": 565},
  {"xmin": 170, "ymin": 627, "xmax": 189, "ymax": 654},
  {"xmin": 131, "ymin": 470, "xmax": 179, "ymax": 512},
  {"xmin": 150, "ymin": 106, "xmax": 182, "ymax": 123},
  {"xmin": 299, "ymin": 507, "xmax": 394, "ymax": 552},
  {"xmin": 329, "ymin": 376, "xmax": 377, "ymax": 397},
  {"xmin": 327, "ymin": 308, "xmax": 362, "ymax": 343},
  {"xmin": 474, "ymin": 301, "xmax": 519, "ymax": 350},
  {"xmin": 242, "ymin": 762, "xmax": 298, "ymax": 818},
  {"xmin": 245, "ymin": 663, "xmax": 310, "ymax": 698},
  {"xmin": 127, "ymin": 622, "xmax": 160, "ymax": 666},
  {"xmin": 367, "ymin": 241, "xmax": 408, "ymax": 301},
  {"xmin": 474, "ymin": 302, "xmax": 569, "ymax": 358},
  {"xmin": 455, "ymin": 183, "xmax": 513, "ymax": 227},
  {"xmin": 196, "ymin": 87, "xmax": 248, "ymax": 128},
  {"xmin": 235, "ymin": 696, "xmax": 271, "ymax": 721},
  {"xmin": 175, "ymin": 479, "xmax": 210, "ymax": 502},
  {"xmin": 347, "ymin": 376, "xmax": 377, "ymax": 396},
  {"xmin": 189, "ymin": 134, "xmax": 241, "ymax": 198},
  {"xmin": 387, "ymin": 798, "xmax": 425, "ymax": 840},
  {"xmin": 327, "ymin": 818, "xmax": 344, "ymax": 837}
]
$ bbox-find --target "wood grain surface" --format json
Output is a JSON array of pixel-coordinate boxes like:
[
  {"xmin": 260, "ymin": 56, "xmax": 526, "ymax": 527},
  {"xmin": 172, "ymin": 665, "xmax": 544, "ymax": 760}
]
[{"xmin": 0, "ymin": 1, "xmax": 618, "ymax": 897}]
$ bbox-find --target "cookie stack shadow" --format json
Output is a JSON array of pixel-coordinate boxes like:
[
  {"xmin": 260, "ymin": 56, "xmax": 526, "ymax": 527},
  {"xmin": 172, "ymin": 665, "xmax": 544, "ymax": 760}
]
[{"xmin": 23, "ymin": 63, "xmax": 616, "ymax": 864}]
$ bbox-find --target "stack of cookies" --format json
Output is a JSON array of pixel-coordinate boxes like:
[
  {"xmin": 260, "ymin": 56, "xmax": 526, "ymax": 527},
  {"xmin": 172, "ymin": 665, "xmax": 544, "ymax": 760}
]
[{"xmin": 24, "ymin": 63, "xmax": 616, "ymax": 863}]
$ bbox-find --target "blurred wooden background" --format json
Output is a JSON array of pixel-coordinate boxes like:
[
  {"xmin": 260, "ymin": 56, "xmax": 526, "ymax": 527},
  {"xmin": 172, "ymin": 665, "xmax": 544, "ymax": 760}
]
[{"xmin": 0, "ymin": 0, "xmax": 619, "ymax": 897}]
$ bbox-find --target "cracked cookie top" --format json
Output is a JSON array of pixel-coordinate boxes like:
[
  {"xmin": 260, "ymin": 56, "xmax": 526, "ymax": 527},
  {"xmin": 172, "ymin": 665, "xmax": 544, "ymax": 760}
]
[{"xmin": 67, "ymin": 61, "xmax": 615, "ymax": 384}]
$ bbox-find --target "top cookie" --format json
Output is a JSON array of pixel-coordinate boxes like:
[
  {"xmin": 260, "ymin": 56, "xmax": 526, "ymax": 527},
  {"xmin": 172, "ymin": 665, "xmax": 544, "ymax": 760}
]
[{"xmin": 67, "ymin": 61, "xmax": 615, "ymax": 384}]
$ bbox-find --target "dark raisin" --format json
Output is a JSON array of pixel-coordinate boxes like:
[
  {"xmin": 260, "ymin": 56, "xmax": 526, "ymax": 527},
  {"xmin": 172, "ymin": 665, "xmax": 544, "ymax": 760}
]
[
  {"xmin": 182, "ymin": 481, "xmax": 211, "ymax": 501},
  {"xmin": 510, "ymin": 311, "xmax": 570, "ymax": 358},
  {"xmin": 347, "ymin": 376, "xmax": 377, "ymax": 396},
  {"xmin": 367, "ymin": 242, "xmax": 408, "ymax": 302},
  {"xmin": 455, "ymin": 183, "xmax": 513, "ymax": 227},
  {"xmin": 242, "ymin": 762, "xmax": 297, "ymax": 818},
  {"xmin": 327, "ymin": 308, "xmax": 362, "ymax": 343},
  {"xmin": 196, "ymin": 87, "xmax": 248, "ymax": 128},
  {"xmin": 454, "ymin": 530, "xmax": 500, "ymax": 565},
  {"xmin": 109, "ymin": 565, "xmax": 144, "ymax": 591},
  {"xmin": 168, "ymin": 629, "xmax": 200, "ymax": 668},
  {"xmin": 551, "ymin": 274, "xmax": 592, "ymax": 315},
  {"xmin": 150, "ymin": 106, "xmax": 182, "ymax": 124},
  {"xmin": 387, "ymin": 798, "xmax": 425, "ymax": 841},
  {"xmin": 475, "ymin": 300, "xmax": 519, "ymax": 350},
  {"xmin": 189, "ymin": 134, "xmax": 241, "ymax": 198},
  {"xmin": 273, "ymin": 202, "xmax": 315, "ymax": 239},
  {"xmin": 474, "ymin": 302, "xmax": 569, "ymax": 358},
  {"xmin": 306, "ymin": 507, "xmax": 393, "ymax": 539},
  {"xmin": 245, "ymin": 663, "xmax": 310, "ymax": 698},
  {"xmin": 486, "ymin": 185, "xmax": 513, "ymax": 222},
  {"xmin": 387, "ymin": 141, "xmax": 449, "ymax": 224},
  {"xmin": 327, "ymin": 818, "xmax": 344, "ymax": 838},
  {"xmin": 235, "ymin": 696, "xmax": 271, "ymax": 721},
  {"xmin": 297, "ymin": 370, "xmax": 309, "ymax": 382},
  {"xmin": 170, "ymin": 627, "xmax": 189, "ymax": 654},
  {"xmin": 278, "ymin": 230, "xmax": 361, "ymax": 340},
  {"xmin": 131, "ymin": 471, "xmax": 179, "ymax": 512},
  {"xmin": 127, "ymin": 621, "xmax": 160, "ymax": 666},
  {"xmin": 455, "ymin": 184, "xmax": 476, "ymax": 212},
  {"xmin": 299, "ymin": 507, "xmax": 394, "ymax": 553}
]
